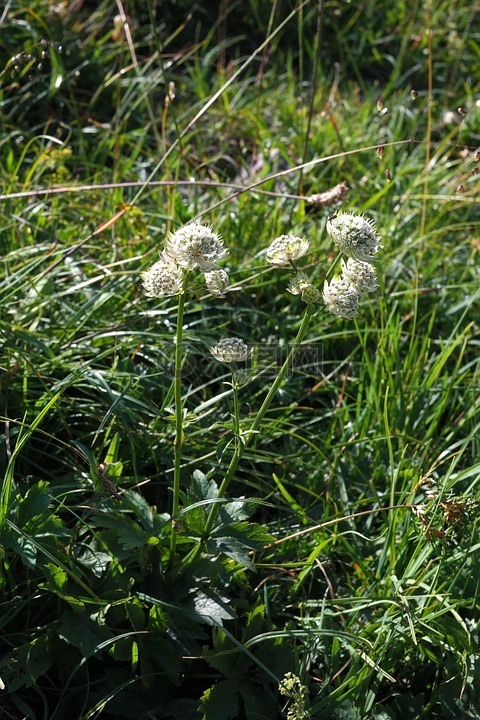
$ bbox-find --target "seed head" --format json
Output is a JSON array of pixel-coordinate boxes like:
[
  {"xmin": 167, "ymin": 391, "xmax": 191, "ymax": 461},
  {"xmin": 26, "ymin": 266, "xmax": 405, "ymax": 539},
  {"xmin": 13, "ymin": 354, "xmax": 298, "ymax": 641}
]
[{"xmin": 307, "ymin": 181, "xmax": 349, "ymax": 209}]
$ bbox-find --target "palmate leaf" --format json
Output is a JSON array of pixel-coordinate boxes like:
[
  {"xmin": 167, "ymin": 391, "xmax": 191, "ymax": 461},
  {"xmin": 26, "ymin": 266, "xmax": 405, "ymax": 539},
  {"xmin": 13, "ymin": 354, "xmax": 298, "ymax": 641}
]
[
  {"xmin": 212, "ymin": 520, "xmax": 274, "ymax": 549},
  {"xmin": 187, "ymin": 469, "xmax": 219, "ymax": 503},
  {"xmin": 216, "ymin": 499, "xmax": 252, "ymax": 524},
  {"xmin": 58, "ymin": 609, "xmax": 113, "ymax": 657},
  {"xmin": 199, "ymin": 680, "xmax": 240, "ymax": 720},
  {"xmin": 17, "ymin": 480, "xmax": 51, "ymax": 524},
  {"xmin": 122, "ymin": 490, "xmax": 169, "ymax": 534},
  {"xmin": 6, "ymin": 633, "xmax": 55, "ymax": 692},
  {"xmin": 187, "ymin": 590, "xmax": 237, "ymax": 626},
  {"xmin": 208, "ymin": 520, "xmax": 274, "ymax": 569},
  {"xmin": 208, "ymin": 536, "xmax": 256, "ymax": 569}
]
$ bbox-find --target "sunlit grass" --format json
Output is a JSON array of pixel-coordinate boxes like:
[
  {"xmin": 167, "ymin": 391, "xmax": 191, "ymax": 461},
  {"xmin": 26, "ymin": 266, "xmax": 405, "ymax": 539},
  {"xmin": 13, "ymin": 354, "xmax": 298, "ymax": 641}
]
[{"xmin": 0, "ymin": 1, "xmax": 479, "ymax": 718}]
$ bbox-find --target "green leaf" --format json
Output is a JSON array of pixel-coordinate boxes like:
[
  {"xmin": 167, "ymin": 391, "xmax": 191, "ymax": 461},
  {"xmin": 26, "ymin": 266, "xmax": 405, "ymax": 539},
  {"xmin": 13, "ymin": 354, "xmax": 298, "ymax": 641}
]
[
  {"xmin": 42, "ymin": 562, "xmax": 68, "ymax": 591},
  {"xmin": 200, "ymin": 680, "xmax": 240, "ymax": 720},
  {"xmin": 188, "ymin": 470, "xmax": 219, "ymax": 502},
  {"xmin": 137, "ymin": 635, "xmax": 183, "ymax": 685},
  {"xmin": 8, "ymin": 634, "xmax": 54, "ymax": 691},
  {"xmin": 117, "ymin": 521, "xmax": 151, "ymax": 550},
  {"xmin": 187, "ymin": 590, "xmax": 237, "ymax": 626},
  {"xmin": 212, "ymin": 521, "xmax": 274, "ymax": 549},
  {"xmin": 148, "ymin": 605, "xmax": 168, "ymax": 632},
  {"xmin": 18, "ymin": 481, "xmax": 51, "ymax": 525},
  {"xmin": 9, "ymin": 534, "xmax": 37, "ymax": 569},
  {"xmin": 208, "ymin": 536, "xmax": 255, "ymax": 570},
  {"xmin": 58, "ymin": 610, "xmax": 112, "ymax": 657},
  {"xmin": 123, "ymin": 490, "xmax": 169, "ymax": 536},
  {"xmin": 239, "ymin": 679, "xmax": 277, "ymax": 719},
  {"xmin": 123, "ymin": 490, "xmax": 154, "ymax": 530},
  {"xmin": 217, "ymin": 499, "xmax": 251, "ymax": 524},
  {"xmin": 74, "ymin": 547, "xmax": 112, "ymax": 577}
]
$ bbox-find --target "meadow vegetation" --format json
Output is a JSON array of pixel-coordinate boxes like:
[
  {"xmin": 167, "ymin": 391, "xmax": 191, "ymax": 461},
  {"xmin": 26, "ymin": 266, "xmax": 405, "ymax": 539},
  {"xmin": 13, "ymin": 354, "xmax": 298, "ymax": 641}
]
[{"xmin": 0, "ymin": 1, "xmax": 479, "ymax": 718}]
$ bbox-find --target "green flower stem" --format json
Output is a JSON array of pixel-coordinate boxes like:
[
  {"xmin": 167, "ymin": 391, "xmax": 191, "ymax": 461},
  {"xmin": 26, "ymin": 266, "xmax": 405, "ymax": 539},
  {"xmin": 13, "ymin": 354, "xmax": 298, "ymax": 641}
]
[
  {"xmin": 232, "ymin": 380, "xmax": 241, "ymax": 449},
  {"xmin": 248, "ymin": 308, "xmax": 311, "ymax": 439},
  {"xmin": 182, "ymin": 309, "xmax": 312, "ymax": 570},
  {"xmin": 169, "ymin": 283, "xmax": 188, "ymax": 566}
]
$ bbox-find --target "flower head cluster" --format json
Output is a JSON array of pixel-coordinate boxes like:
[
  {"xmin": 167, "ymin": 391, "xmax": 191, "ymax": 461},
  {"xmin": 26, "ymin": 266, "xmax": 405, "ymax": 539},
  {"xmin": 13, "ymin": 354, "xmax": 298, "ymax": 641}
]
[
  {"xmin": 164, "ymin": 222, "xmax": 228, "ymax": 271},
  {"xmin": 141, "ymin": 258, "xmax": 184, "ymax": 297},
  {"xmin": 266, "ymin": 234, "xmax": 309, "ymax": 266},
  {"xmin": 288, "ymin": 272, "xmax": 320, "ymax": 305},
  {"xmin": 204, "ymin": 268, "xmax": 229, "ymax": 296},
  {"xmin": 210, "ymin": 337, "xmax": 249, "ymax": 363},
  {"xmin": 340, "ymin": 258, "xmax": 379, "ymax": 295},
  {"xmin": 323, "ymin": 211, "xmax": 381, "ymax": 319},
  {"xmin": 279, "ymin": 672, "xmax": 309, "ymax": 720},
  {"xmin": 322, "ymin": 277, "xmax": 360, "ymax": 319},
  {"xmin": 326, "ymin": 212, "xmax": 381, "ymax": 263}
]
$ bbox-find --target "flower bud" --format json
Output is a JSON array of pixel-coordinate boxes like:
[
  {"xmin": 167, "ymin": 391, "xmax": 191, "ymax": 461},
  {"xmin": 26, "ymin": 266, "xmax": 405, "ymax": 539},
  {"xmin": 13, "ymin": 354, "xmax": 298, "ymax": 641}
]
[
  {"xmin": 340, "ymin": 258, "xmax": 379, "ymax": 295},
  {"xmin": 301, "ymin": 284, "xmax": 321, "ymax": 305},
  {"xmin": 287, "ymin": 272, "xmax": 310, "ymax": 295},
  {"xmin": 204, "ymin": 268, "xmax": 229, "ymax": 296}
]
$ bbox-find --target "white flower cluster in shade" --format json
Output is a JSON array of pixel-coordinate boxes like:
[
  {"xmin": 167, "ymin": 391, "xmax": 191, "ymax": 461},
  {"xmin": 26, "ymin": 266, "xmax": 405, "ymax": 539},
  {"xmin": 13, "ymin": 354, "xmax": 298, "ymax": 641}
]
[
  {"xmin": 323, "ymin": 213, "xmax": 381, "ymax": 319},
  {"xmin": 141, "ymin": 222, "xmax": 230, "ymax": 298},
  {"xmin": 209, "ymin": 337, "xmax": 249, "ymax": 363}
]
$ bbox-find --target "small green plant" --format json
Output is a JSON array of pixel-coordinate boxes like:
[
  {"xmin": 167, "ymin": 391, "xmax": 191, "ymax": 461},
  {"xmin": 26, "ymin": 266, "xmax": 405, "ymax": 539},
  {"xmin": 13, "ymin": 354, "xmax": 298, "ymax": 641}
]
[
  {"xmin": 1, "ymin": 1, "xmax": 479, "ymax": 718},
  {"xmin": 139, "ymin": 215, "xmax": 381, "ymax": 578},
  {"xmin": 279, "ymin": 672, "xmax": 310, "ymax": 720}
]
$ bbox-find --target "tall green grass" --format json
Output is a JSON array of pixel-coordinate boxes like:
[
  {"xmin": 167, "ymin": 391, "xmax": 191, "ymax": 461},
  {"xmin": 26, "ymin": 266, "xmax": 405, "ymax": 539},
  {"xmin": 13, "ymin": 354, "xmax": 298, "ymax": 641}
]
[{"xmin": 0, "ymin": 1, "xmax": 479, "ymax": 718}]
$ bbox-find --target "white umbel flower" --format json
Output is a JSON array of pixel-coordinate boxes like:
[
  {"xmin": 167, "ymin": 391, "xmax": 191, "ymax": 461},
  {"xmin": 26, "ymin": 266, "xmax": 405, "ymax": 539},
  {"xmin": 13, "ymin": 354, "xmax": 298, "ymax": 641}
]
[
  {"xmin": 323, "ymin": 277, "xmax": 360, "ymax": 319},
  {"xmin": 141, "ymin": 258, "xmax": 183, "ymax": 297},
  {"xmin": 326, "ymin": 212, "xmax": 381, "ymax": 263},
  {"xmin": 266, "ymin": 234, "xmax": 309, "ymax": 266},
  {"xmin": 210, "ymin": 337, "xmax": 249, "ymax": 363},
  {"xmin": 287, "ymin": 272, "xmax": 310, "ymax": 295},
  {"xmin": 164, "ymin": 222, "xmax": 228, "ymax": 271},
  {"xmin": 340, "ymin": 258, "xmax": 379, "ymax": 295},
  {"xmin": 204, "ymin": 268, "xmax": 229, "ymax": 296}
]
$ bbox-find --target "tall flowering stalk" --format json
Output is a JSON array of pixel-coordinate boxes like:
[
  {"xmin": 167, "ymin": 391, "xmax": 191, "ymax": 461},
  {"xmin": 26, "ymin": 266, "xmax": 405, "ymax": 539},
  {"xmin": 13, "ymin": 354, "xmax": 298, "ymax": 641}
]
[
  {"xmin": 143, "ymin": 215, "xmax": 381, "ymax": 573},
  {"xmin": 142, "ymin": 222, "xmax": 228, "ymax": 565},
  {"xmin": 182, "ymin": 235, "xmax": 315, "ymax": 569}
]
